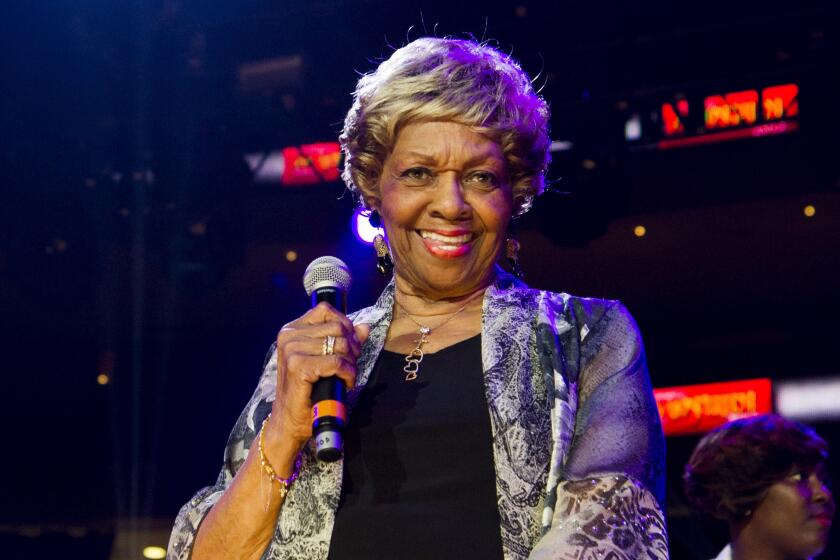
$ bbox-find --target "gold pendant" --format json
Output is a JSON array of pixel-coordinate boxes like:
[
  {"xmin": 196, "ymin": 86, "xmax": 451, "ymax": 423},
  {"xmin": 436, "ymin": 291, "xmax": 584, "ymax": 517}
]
[{"xmin": 403, "ymin": 326, "xmax": 430, "ymax": 381}]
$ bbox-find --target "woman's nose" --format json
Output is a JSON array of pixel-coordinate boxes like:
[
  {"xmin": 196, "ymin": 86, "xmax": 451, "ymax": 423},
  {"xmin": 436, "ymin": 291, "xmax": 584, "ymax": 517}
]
[
  {"xmin": 809, "ymin": 474, "xmax": 833, "ymax": 504},
  {"xmin": 429, "ymin": 173, "xmax": 470, "ymax": 219}
]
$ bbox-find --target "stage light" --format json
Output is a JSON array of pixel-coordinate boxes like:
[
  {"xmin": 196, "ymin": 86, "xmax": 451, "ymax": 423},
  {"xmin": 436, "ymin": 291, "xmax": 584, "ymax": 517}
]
[
  {"xmin": 634, "ymin": 225, "xmax": 647, "ymax": 237},
  {"xmin": 285, "ymin": 250, "xmax": 298, "ymax": 262},
  {"xmin": 776, "ymin": 377, "xmax": 840, "ymax": 422},
  {"xmin": 352, "ymin": 208, "xmax": 383, "ymax": 245},
  {"xmin": 97, "ymin": 373, "xmax": 110, "ymax": 385},
  {"xmin": 803, "ymin": 204, "xmax": 816, "ymax": 217},
  {"xmin": 549, "ymin": 140, "xmax": 574, "ymax": 152},
  {"xmin": 142, "ymin": 546, "xmax": 166, "ymax": 559},
  {"xmin": 625, "ymin": 115, "xmax": 642, "ymax": 141}
]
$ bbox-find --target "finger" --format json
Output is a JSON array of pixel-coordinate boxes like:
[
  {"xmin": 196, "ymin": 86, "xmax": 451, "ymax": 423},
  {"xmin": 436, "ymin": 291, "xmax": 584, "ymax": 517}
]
[
  {"xmin": 278, "ymin": 320, "xmax": 360, "ymax": 350},
  {"xmin": 283, "ymin": 336, "xmax": 359, "ymax": 361},
  {"xmin": 316, "ymin": 355, "xmax": 358, "ymax": 390},
  {"xmin": 302, "ymin": 302, "xmax": 356, "ymax": 333},
  {"xmin": 289, "ymin": 354, "xmax": 357, "ymax": 390}
]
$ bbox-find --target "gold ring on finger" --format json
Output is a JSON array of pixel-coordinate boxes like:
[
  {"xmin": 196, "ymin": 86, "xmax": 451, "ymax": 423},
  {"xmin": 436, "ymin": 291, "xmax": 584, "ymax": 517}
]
[{"xmin": 323, "ymin": 335, "xmax": 336, "ymax": 355}]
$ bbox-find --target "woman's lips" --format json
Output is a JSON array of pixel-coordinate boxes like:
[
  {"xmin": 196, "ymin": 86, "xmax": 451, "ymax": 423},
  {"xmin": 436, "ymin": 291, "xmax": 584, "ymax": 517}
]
[
  {"xmin": 418, "ymin": 229, "xmax": 474, "ymax": 258},
  {"xmin": 812, "ymin": 513, "xmax": 833, "ymax": 528}
]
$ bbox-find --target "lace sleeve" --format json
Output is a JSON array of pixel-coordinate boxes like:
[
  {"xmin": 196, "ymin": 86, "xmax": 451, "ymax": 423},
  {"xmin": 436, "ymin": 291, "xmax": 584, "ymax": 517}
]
[
  {"xmin": 529, "ymin": 302, "xmax": 668, "ymax": 559},
  {"xmin": 530, "ymin": 475, "xmax": 667, "ymax": 559}
]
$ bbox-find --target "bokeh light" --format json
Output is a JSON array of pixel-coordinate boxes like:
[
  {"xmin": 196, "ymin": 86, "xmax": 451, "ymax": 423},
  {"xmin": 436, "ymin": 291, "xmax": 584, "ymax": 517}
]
[
  {"xmin": 142, "ymin": 546, "xmax": 166, "ymax": 559},
  {"xmin": 352, "ymin": 208, "xmax": 384, "ymax": 245}
]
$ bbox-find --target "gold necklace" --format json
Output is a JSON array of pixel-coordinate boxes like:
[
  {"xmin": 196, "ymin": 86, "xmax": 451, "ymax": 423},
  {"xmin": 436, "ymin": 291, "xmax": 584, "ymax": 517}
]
[{"xmin": 393, "ymin": 290, "xmax": 484, "ymax": 381}]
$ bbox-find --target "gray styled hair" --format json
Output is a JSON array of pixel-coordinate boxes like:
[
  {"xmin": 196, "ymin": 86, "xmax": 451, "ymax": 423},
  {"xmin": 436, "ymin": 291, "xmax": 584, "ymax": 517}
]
[{"xmin": 340, "ymin": 37, "xmax": 551, "ymax": 217}]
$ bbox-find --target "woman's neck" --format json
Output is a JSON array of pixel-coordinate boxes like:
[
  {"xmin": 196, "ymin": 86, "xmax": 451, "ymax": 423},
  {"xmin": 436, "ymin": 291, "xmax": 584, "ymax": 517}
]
[
  {"xmin": 385, "ymin": 276, "xmax": 488, "ymax": 354},
  {"xmin": 730, "ymin": 525, "xmax": 796, "ymax": 560},
  {"xmin": 392, "ymin": 279, "xmax": 489, "ymax": 319}
]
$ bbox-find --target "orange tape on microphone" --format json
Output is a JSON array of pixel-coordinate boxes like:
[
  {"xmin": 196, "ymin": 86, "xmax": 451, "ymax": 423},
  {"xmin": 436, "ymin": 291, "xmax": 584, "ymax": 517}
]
[{"xmin": 312, "ymin": 399, "xmax": 347, "ymax": 423}]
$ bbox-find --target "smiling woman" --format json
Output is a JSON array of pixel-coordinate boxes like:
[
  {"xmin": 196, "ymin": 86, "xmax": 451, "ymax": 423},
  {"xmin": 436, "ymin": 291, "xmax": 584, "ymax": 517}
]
[
  {"xmin": 377, "ymin": 121, "xmax": 512, "ymax": 304},
  {"xmin": 168, "ymin": 37, "xmax": 668, "ymax": 560}
]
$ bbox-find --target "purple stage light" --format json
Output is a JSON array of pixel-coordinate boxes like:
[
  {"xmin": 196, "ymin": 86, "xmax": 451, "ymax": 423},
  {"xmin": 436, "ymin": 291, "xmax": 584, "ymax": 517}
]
[{"xmin": 352, "ymin": 208, "xmax": 384, "ymax": 245}]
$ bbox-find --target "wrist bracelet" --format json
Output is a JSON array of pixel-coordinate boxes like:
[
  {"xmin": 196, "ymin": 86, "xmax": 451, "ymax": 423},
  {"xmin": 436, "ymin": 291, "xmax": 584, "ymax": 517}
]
[{"xmin": 258, "ymin": 413, "xmax": 302, "ymax": 501}]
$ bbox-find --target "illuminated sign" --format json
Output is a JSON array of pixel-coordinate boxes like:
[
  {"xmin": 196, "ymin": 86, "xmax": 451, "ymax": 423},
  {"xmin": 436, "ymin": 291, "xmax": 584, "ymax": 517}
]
[
  {"xmin": 661, "ymin": 99, "xmax": 689, "ymax": 136},
  {"xmin": 281, "ymin": 142, "xmax": 341, "ymax": 185},
  {"xmin": 244, "ymin": 142, "xmax": 341, "ymax": 186},
  {"xmin": 628, "ymin": 83, "xmax": 799, "ymax": 149},
  {"xmin": 705, "ymin": 90, "xmax": 759, "ymax": 129},
  {"xmin": 762, "ymin": 84, "xmax": 798, "ymax": 120},
  {"xmin": 654, "ymin": 378, "xmax": 773, "ymax": 436}
]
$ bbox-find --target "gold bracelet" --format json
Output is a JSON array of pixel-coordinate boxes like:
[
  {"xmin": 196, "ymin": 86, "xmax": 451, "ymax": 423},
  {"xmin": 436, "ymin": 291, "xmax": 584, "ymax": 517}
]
[{"xmin": 258, "ymin": 414, "xmax": 302, "ymax": 500}]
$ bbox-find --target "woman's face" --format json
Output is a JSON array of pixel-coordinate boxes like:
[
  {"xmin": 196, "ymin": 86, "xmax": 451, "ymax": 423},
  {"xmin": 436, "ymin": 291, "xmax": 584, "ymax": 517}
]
[
  {"xmin": 375, "ymin": 121, "xmax": 513, "ymax": 300},
  {"xmin": 746, "ymin": 466, "xmax": 834, "ymax": 559}
]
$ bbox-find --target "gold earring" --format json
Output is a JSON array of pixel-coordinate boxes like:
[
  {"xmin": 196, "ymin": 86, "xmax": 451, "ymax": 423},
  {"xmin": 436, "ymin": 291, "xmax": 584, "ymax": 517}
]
[
  {"xmin": 373, "ymin": 233, "xmax": 393, "ymax": 276},
  {"xmin": 368, "ymin": 210, "xmax": 393, "ymax": 276}
]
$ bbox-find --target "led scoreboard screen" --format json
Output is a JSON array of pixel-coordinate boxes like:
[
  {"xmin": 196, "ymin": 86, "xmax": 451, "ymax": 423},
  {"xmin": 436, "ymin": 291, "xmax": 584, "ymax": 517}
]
[{"xmin": 626, "ymin": 83, "xmax": 799, "ymax": 150}]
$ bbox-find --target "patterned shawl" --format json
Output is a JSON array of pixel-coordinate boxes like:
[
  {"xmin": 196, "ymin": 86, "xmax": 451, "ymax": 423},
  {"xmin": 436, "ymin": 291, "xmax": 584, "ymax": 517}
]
[{"xmin": 168, "ymin": 269, "xmax": 668, "ymax": 560}]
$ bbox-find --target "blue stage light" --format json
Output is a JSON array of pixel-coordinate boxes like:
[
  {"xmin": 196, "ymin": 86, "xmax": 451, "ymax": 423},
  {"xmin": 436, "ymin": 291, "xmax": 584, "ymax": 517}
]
[{"xmin": 351, "ymin": 208, "xmax": 384, "ymax": 245}]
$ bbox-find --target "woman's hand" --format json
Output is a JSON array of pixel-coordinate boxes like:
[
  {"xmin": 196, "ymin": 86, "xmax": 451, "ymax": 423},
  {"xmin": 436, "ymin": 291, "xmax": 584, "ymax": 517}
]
[
  {"xmin": 190, "ymin": 304, "xmax": 368, "ymax": 559},
  {"xmin": 190, "ymin": 303, "xmax": 369, "ymax": 560},
  {"xmin": 270, "ymin": 302, "xmax": 370, "ymax": 448}
]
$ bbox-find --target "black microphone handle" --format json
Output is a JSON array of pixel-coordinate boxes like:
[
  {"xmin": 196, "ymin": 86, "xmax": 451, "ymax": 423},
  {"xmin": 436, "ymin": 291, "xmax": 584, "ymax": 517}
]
[{"xmin": 310, "ymin": 287, "xmax": 348, "ymax": 462}]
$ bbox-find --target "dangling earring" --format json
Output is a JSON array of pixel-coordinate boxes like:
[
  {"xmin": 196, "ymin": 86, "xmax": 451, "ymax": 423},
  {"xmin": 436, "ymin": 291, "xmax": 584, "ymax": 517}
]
[{"xmin": 369, "ymin": 211, "xmax": 393, "ymax": 276}]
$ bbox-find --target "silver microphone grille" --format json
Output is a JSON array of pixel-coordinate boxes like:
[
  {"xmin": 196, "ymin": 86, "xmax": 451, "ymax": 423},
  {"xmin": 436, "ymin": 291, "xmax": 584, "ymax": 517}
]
[{"xmin": 303, "ymin": 256, "xmax": 352, "ymax": 296}]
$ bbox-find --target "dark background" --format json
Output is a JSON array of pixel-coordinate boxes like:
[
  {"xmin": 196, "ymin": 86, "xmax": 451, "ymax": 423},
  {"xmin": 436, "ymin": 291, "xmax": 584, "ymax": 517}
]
[{"xmin": 1, "ymin": 1, "xmax": 838, "ymax": 558}]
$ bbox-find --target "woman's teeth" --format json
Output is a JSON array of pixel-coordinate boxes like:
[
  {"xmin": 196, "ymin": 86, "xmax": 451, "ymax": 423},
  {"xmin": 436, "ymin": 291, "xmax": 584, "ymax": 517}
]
[
  {"xmin": 419, "ymin": 231, "xmax": 472, "ymax": 245},
  {"xmin": 418, "ymin": 230, "xmax": 474, "ymax": 256}
]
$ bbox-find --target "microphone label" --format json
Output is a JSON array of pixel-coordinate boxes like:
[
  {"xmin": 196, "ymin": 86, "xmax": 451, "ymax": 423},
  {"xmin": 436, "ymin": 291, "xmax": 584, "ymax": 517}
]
[{"xmin": 312, "ymin": 399, "xmax": 347, "ymax": 422}]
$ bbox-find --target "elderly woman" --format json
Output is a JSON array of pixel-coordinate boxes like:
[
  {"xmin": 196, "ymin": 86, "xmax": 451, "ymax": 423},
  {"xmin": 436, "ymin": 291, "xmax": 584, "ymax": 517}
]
[
  {"xmin": 684, "ymin": 414, "xmax": 834, "ymax": 560},
  {"xmin": 168, "ymin": 37, "xmax": 667, "ymax": 560}
]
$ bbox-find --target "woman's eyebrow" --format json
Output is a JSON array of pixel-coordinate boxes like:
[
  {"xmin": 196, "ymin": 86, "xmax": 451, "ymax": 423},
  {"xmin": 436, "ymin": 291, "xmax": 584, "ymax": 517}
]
[
  {"xmin": 396, "ymin": 149, "xmax": 504, "ymax": 167},
  {"xmin": 396, "ymin": 150, "xmax": 438, "ymax": 163}
]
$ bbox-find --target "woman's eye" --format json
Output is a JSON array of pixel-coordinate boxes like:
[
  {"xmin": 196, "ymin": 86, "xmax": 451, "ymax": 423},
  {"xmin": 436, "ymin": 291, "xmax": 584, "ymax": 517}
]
[
  {"xmin": 401, "ymin": 167, "xmax": 432, "ymax": 182},
  {"xmin": 466, "ymin": 171, "xmax": 498, "ymax": 187},
  {"xmin": 787, "ymin": 470, "xmax": 812, "ymax": 484}
]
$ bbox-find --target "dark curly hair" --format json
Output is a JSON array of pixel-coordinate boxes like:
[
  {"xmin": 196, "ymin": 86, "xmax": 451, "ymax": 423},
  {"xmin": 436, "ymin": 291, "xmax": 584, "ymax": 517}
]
[{"xmin": 683, "ymin": 414, "xmax": 828, "ymax": 521}]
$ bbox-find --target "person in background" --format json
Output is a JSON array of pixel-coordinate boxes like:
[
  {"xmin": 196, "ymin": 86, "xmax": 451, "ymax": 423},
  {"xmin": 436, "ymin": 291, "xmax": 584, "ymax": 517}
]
[
  {"xmin": 684, "ymin": 414, "xmax": 834, "ymax": 560},
  {"xmin": 168, "ymin": 37, "xmax": 668, "ymax": 560}
]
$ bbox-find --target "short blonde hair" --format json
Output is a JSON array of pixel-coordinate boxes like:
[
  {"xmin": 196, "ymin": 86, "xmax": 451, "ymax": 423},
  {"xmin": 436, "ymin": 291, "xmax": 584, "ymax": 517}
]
[{"xmin": 340, "ymin": 37, "xmax": 551, "ymax": 217}]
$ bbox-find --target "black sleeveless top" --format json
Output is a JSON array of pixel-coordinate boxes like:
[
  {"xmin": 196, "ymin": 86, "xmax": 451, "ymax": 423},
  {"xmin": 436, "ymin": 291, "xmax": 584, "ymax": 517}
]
[{"xmin": 327, "ymin": 335, "xmax": 505, "ymax": 560}]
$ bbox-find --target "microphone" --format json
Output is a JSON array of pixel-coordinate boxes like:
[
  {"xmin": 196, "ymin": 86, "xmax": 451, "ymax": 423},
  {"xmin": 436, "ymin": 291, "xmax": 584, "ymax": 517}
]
[{"xmin": 303, "ymin": 256, "xmax": 352, "ymax": 462}]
